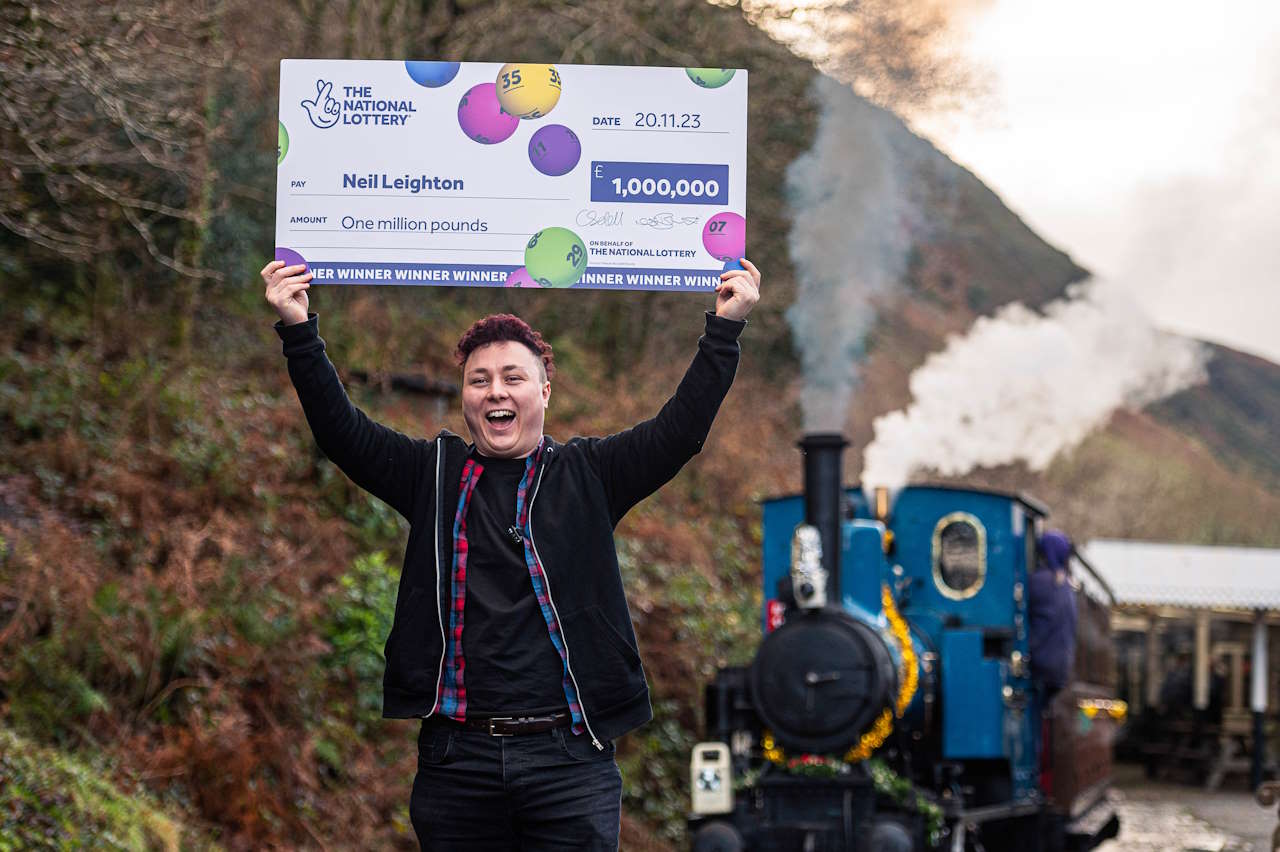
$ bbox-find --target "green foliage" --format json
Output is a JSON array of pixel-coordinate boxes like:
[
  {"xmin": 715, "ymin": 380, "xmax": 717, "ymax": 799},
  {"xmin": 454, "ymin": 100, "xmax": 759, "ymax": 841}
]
[
  {"xmin": 315, "ymin": 462, "xmax": 409, "ymax": 553},
  {"xmin": 619, "ymin": 524, "xmax": 760, "ymax": 678},
  {"xmin": 7, "ymin": 583, "xmax": 212, "ymax": 738},
  {"xmin": 613, "ymin": 522, "xmax": 762, "ymax": 845},
  {"xmin": 0, "ymin": 726, "xmax": 218, "ymax": 851},
  {"xmin": 867, "ymin": 758, "xmax": 944, "ymax": 846},
  {"xmin": 199, "ymin": 88, "xmax": 276, "ymax": 304},
  {"xmin": 617, "ymin": 699, "xmax": 697, "ymax": 846},
  {"xmin": 0, "ymin": 350, "xmax": 107, "ymax": 445},
  {"xmin": 666, "ymin": 564, "xmax": 758, "ymax": 674},
  {"xmin": 0, "ymin": 350, "xmax": 209, "ymax": 477},
  {"xmin": 225, "ymin": 586, "xmax": 297, "ymax": 652},
  {"xmin": 347, "ymin": 491, "xmax": 409, "ymax": 553},
  {"xmin": 154, "ymin": 607, "xmax": 199, "ymax": 692},
  {"xmin": 7, "ymin": 639, "xmax": 110, "ymax": 745},
  {"xmin": 322, "ymin": 551, "xmax": 399, "ymax": 727}
]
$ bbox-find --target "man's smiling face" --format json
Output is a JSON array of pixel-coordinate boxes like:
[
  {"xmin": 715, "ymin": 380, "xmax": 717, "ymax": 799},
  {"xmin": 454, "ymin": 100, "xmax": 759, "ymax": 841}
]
[{"xmin": 461, "ymin": 340, "xmax": 550, "ymax": 459}]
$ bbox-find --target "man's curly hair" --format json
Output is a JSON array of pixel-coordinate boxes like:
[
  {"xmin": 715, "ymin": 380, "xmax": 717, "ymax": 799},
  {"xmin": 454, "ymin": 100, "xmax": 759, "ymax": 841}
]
[{"xmin": 454, "ymin": 314, "xmax": 555, "ymax": 380}]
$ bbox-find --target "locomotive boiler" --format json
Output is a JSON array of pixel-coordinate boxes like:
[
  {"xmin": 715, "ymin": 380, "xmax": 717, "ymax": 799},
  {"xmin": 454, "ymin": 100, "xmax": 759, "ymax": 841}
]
[{"xmin": 687, "ymin": 434, "xmax": 1122, "ymax": 852}]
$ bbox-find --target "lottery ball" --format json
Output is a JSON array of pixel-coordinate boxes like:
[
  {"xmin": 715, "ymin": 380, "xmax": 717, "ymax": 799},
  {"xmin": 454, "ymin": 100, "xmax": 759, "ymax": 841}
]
[
  {"xmin": 275, "ymin": 247, "xmax": 307, "ymax": 270},
  {"xmin": 457, "ymin": 83, "xmax": 519, "ymax": 144},
  {"xmin": 495, "ymin": 63, "xmax": 562, "ymax": 119},
  {"xmin": 702, "ymin": 212, "xmax": 746, "ymax": 262},
  {"xmin": 405, "ymin": 60, "xmax": 460, "ymax": 88},
  {"xmin": 504, "ymin": 267, "xmax": 540, "ymax": 288},
  {"xmin": 686, "ymin": 68, "xmax": 736, "ymax": 89},
  {"xmin": 524, "ymin": 227, "xmax": 587, "ymax": 288},
  {"xmin": 528, "ymin": 124, "xmax": 581, "ymax": 176},
  {"xmin": 277, "ymin": 121, "xmax": 289, "ymax": 165}
]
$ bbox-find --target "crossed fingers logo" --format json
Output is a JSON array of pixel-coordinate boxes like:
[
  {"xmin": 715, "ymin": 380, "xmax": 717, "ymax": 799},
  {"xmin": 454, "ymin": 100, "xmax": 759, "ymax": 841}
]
[{"xmin": 301, "ymin": 79, "xmax": 341, "ymax": 129}]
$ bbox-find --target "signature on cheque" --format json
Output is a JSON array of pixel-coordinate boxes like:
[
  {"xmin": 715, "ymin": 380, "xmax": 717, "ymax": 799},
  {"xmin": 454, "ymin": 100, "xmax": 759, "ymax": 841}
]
[{"xmin": 635, "ymin": 212, "xmax": 701, "ymax": 230}]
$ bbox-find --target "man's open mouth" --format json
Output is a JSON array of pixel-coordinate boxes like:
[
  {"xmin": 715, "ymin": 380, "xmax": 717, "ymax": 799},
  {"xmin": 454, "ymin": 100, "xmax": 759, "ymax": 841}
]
[{"xmin": 485, "ymin": 409, "xmax": 516, "ymax": 426}]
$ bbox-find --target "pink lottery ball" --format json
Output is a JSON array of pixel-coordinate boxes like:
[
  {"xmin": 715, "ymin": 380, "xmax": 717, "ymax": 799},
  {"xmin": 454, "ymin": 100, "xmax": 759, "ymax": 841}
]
[
  {"xmin": 505, "ymin": 267, "xmax": 541, "ymax": 288},
  {"xmin": 457, "ymin": 83, "xmax": 518, "ymax": 145},
  {"xmin": 702, "ymin": 212, "xmax": 746, "ymax": 262}
]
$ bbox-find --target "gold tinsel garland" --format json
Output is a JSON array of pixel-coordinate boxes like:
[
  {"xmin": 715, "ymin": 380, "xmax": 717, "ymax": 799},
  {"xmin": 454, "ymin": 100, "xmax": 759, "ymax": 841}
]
[
  {"xmin": 881, "ymin": 584, "xmax": 919, "ymax": 718},
  {"xmin": 842, "ymin": 708, "xmax": 895, "ymax": 762}
]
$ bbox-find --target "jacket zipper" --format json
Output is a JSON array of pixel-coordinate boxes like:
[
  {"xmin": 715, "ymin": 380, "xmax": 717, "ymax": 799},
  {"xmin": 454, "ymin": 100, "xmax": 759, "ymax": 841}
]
[
  {"xmin": 527, "ymin": 448, "xmax": 605, "ymax": 751},
  {"xmin": 426, "ymin": 440, "xmax": 446, "ymax": 718}
]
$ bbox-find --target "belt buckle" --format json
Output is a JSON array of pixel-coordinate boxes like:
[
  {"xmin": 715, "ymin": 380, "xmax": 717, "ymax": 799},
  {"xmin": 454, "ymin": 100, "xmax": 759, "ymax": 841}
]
[{"xmin": 487, "ymin": 716, "xmax": 515, "ymax": 737}]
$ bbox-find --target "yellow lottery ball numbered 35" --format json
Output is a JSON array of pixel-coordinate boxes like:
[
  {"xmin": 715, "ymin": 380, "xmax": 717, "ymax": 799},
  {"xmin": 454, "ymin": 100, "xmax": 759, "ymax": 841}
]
[{"xmin": 495, "ymin": 64, "xmax": 562, "ymax": 119}]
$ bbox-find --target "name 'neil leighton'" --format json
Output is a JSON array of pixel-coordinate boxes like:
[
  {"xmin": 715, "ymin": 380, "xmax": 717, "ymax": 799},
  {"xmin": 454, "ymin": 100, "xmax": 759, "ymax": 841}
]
[{"xmin": 342, "ymin": 173, "xmax": 465, "ymax": 193}]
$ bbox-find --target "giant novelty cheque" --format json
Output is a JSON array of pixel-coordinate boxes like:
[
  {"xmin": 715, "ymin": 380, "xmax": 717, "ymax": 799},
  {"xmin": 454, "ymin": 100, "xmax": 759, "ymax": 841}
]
[{"xmin": 275, "ymin": 60, "xmax": 747, "ymax": 291}]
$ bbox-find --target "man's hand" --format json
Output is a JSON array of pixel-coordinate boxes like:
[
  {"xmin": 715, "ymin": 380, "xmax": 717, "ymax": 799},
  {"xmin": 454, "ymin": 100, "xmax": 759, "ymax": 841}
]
[
  {"xmin": 262, "ymin": 260, "xmax": 312, "ymax": 326},
  {"xmin": 715, "ymin": 258, "xmax": 761, "ymax": 321}
]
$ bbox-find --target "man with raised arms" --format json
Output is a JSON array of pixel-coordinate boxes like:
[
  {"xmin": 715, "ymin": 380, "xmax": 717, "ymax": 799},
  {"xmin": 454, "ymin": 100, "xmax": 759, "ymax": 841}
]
[{"xmin": 262, "ymin": 257, "xmax": 760, "ymax": 850}]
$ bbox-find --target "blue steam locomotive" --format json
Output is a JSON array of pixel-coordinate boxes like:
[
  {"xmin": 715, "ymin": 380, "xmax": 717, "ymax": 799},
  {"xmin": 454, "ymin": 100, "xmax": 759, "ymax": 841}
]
[{"xmin": 687, "ymin": 435, "xmax": 1122, "ymax": 852}]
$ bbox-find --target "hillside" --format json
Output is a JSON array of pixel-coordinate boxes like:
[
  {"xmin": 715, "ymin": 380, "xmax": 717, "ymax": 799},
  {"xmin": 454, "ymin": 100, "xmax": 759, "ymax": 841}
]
[
  {"xmin": 1, "ymin": 0, "xmax": 1277, "ymax": 849},
  {"xmin": 945, "ymin": 341, "xmax": 1280, "ymax": 547},
  {"xmin": 0, "ymin": 726, "xmax": 217, "ymax": 850},
  {"xmin": 1150, "ymin": 345, "xmax": 1280, "ymax": 493}
]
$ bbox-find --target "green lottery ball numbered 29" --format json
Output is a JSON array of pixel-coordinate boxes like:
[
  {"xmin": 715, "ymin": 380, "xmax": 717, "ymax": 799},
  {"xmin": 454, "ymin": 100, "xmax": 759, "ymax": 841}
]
[{"xmin": 524, "ymin": 227, "xmax": 587, "ymax": 288}]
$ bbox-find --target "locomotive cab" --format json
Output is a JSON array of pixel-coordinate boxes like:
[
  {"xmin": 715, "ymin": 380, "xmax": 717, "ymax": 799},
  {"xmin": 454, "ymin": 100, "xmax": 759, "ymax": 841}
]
[{"xmin": 689, "ymin": 435, "xmax": 1120, "ymax": 852}]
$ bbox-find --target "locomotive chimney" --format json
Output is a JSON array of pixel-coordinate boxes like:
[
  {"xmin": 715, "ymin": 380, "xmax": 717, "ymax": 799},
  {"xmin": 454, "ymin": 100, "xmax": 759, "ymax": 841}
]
[{"xmin": 798, "ymin": 433, "xmax": 848, "ymax": 604}]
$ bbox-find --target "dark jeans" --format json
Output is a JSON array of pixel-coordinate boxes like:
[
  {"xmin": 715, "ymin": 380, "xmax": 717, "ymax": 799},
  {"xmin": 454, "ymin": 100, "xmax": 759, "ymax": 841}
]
[{"xmin": 410, "ymin": 721, "xmax": 622, "ymax": 851}]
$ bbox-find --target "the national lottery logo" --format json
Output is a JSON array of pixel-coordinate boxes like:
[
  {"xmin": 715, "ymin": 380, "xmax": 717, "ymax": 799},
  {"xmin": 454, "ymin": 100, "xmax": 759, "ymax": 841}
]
[
  {"xmin": 301, "ymin": 80, "xmax": 341, "ymax": 128},
  {"xmin": 301, "ymin": 78, "xmax": 417, "ymax": 129}
]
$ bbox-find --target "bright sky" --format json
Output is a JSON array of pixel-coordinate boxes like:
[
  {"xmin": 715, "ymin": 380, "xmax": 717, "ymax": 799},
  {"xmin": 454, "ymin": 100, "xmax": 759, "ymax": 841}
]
[{"xmin": 912, "ymin": 0, "xmax": 1280, "ymax": 364}]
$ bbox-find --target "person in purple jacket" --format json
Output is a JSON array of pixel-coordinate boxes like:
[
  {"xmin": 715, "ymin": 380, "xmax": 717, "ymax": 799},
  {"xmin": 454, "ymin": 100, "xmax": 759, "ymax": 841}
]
[
  {"xmin": 1028, "ymin": 529, "xmax": 1078, "ymax": 696},
  {"xmin": 261, "ymin": 257, "xmax": 761, "ymax": 851}
]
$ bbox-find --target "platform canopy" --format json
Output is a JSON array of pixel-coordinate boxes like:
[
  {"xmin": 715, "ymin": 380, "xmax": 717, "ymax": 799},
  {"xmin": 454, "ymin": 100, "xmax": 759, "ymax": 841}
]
[{"xmin": 1082, "ymin": 539, "xmax": 1280, "ymax": 611}]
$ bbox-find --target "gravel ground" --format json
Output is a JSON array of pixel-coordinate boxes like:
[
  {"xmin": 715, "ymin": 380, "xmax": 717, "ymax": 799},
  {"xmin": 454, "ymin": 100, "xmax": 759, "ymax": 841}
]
[{"xmin": 1098, "ymin": 763, "xmax": 1275, "ymax": 852}]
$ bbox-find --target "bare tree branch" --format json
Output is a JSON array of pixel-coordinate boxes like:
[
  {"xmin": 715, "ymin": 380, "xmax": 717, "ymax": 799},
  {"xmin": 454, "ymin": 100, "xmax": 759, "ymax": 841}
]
[
  {"xmin": 0, "ymin": 0, "xmax": 230, "ymax": 283},
  {"xmin": 739, "ymin": 0, "xmax": 985, "ymax": 116}
]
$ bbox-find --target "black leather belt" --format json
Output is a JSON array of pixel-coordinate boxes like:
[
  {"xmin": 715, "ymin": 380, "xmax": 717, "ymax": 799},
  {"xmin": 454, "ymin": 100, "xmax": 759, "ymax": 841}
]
[{"xmin": 431, "ymin": 711, "xmax": 569, "ymax": 736}]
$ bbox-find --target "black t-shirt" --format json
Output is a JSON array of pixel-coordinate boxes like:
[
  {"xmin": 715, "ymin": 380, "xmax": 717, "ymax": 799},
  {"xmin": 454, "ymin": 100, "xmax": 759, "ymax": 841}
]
[{"xmin": 462, "ymin": 452, "xmax": 569, "ymax": 715}]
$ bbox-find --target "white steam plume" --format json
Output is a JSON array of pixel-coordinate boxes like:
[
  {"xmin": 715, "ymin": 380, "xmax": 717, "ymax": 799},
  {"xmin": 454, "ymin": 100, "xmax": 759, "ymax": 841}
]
[
  {"xmin": 861, "ymin": 278, "xmax": 1209, "ymax": 490},
  {"xmin": 786, "ymin": 76, "xmax": 919, "ymax": 432}
]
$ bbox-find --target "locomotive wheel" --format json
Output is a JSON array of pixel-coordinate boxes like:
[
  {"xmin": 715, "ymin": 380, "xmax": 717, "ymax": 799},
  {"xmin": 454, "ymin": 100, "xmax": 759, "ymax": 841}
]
[{"xmin": 691, "ymin": 822, "xmax": 745, "ymax": 852}]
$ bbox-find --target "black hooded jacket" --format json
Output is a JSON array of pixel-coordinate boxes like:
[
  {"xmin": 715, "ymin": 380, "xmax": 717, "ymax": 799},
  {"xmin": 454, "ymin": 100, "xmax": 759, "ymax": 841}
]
[{"xmin": 276, "ymin": 311, "xmax": 744, "ymax": 743}]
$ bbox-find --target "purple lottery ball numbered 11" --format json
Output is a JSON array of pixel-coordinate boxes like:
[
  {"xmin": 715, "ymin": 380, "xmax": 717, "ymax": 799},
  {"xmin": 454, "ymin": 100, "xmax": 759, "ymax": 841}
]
[
  {"xmin": 528, "ymin": 124, "xmax": 581, "ymax": 176},
  {"xmin": 457, "ymin": 83, "xmax": 519, "ymax": 145},
  {"xmin": 275, "ymin": 247, "xmax": 307, "ymax": 271}
]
